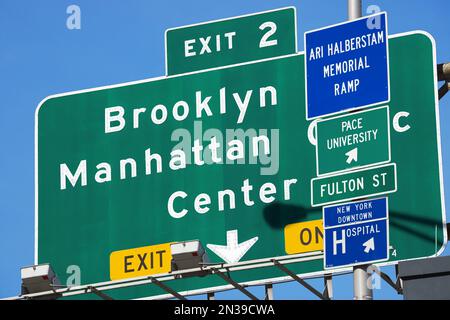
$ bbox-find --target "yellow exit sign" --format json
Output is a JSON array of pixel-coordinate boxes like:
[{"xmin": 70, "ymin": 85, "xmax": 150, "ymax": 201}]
[{"xmin": 110, "ymin": 243, "xmax": 172, "ymax": 280}]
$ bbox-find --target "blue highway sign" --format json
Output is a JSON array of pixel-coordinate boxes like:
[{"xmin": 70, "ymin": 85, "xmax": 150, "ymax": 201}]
[
  {"xmin": 323, "ymin": 197, "xmax": 389, "ymax": 269},
  {"xmin": 305, "ymin": 12, "xmax": 389, "ymax": 119}
]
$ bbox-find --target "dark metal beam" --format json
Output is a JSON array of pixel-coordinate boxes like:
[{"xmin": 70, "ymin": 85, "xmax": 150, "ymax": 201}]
[
  {"xmin": 272, "ymin": 260, "xmax": 329, "ymax": 300},
  {"xmin": 149, "ymin": 277, "xmax": 187, "ymax": 300},
  {"xmin": 439, "ymin": 81, "xmax": 449, "ymax": 100},
  {"xmin": 211, "ymin": 268, "xmax": 259, "ymax": 300},
  {"xmin": 438, "ymin": 63, "xmax": 450, "ymax": 82},
  {"xmin": 88, "ymin": 286, "xmax": 114, "ymax": 300},
  {"xmin": 373, "ymin": 270, "xmax": 403, "ymax": 294},
  {"xmin": 447, "ymin": 223, "xmax": 450, "ymax": 240}
]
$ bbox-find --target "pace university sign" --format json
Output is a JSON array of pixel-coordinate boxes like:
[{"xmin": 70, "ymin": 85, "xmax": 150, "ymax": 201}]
[{"xmin": 315, "ymin": 106, "xmax": 391, "ymax": 176}]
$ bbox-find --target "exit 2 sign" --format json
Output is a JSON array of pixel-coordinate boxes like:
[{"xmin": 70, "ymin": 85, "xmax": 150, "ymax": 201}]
[{"xmin": 165, "ymin": 7, "xmax": 297, "ymax": 75}]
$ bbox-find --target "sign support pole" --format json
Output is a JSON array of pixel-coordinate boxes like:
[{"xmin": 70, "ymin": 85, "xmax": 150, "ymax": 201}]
[
  {"xmin": 353, "ymin": 265, "xmax": 373, "ymax": 300},
  {"xmin": 265, "ymin": 284, "xmax": 274, "ymax": 300},
  {"xmin": 346, "ymin": 0, "xmax": 375, "ymax": 301},
  {"xmin": 348, "ymin": 0, "xmax": 362, "ymax": 20},
  {"xmin": 323, "ymin": 274, "xmax": 333, "ymax": 299}
]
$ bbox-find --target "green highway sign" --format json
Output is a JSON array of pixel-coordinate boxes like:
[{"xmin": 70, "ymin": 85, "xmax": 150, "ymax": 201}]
[
  {"xmin": 36, "ymin": 31, "xmax": 446, "ymax": 299},
  {"xmin": 316, "ymin": 106, "xmax": 391, "ymax": 175},
  {"xmin": 311, "ymin": 163, "xmax": 397, "ymax": 206},
  {"xmin": 165, "ymin": 7, "xmax": 297, "ymax": 75}
]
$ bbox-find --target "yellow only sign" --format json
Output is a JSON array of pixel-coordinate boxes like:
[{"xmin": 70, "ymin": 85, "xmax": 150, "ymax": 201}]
[
  {"xmin": 284, "ymin": 219, "xmax": 323, "ymax": 254},
  {"xmin": 110, "ymin": 243, "xmax": 172, "ymax": 280}
]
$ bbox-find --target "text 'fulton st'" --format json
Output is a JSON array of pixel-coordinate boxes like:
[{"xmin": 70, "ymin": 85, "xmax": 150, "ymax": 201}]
[
  {"xmin": 308, "ymin": 30, "xmax": 385, "ymax": 96},
  {"xmin": 320, "ymin": 172, "xmax": 388, "ymax": 198}
]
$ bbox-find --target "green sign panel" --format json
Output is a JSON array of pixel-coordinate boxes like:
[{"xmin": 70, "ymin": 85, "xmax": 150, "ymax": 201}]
[
  {"xmin": 316, "ymin": 106, "xmax": 391, "ymax": 175},
  {"xmin": 36, "ymin": 32, "xmax": 446, "ymax": 299},
  {"xmin": 311, "ymin": 163, "xmax": 397, "ymax": 206},
  {"xmin": 165, "ymin": 7, "xmax": 297, "ymax": 75}
]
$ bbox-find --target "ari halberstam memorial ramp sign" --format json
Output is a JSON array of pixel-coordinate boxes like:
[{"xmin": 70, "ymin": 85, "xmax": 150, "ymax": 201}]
[
  {"xmin": 36, "ymin": 6, "xmax": 446, "ymax": 299},
  {"xmin": 305, "ymin": 12, "xmax": 389, "ymax": 119}
]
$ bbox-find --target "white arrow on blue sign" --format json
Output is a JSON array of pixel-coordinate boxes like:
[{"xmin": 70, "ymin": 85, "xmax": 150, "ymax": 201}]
[
  {"xmin": 304, "ymin": 12, "xmax": 390, "ymax": 119},
  {"xmin": 323, "ymin": 197, "xmax": 390, "ymax": 269}
]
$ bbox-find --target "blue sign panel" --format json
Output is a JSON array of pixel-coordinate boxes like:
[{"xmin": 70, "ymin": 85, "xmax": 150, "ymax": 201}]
[
  {"xmin": 305, "ymin": 12, "xmax": 389, "ymax": 119},
  {"xmin": 324, "ymin": 196, "xmax": 388, "ymax": 227},
  {"xmin": 323, "ymin": 197, "xmax": 389, "ymax": 269}
]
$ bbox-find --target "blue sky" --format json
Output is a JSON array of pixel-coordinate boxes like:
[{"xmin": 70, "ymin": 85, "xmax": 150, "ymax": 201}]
[{"xmin": 0, "ymin": 0, "xmax": 449, "ymax": 300}]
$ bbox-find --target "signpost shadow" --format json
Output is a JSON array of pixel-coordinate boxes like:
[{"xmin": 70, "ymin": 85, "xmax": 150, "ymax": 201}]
[{"xmin": 262, "ymin": 202, "xmax": 319, "ymax": 229}]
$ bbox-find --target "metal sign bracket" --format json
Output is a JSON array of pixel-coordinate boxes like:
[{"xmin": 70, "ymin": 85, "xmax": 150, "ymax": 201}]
[
  {"xmin": 272, "ymin": 260, "xmax": 330, "ymax": 300},
  {"xmin": 210, "ymin": 268, "xmax": 259, "ymax": 300}
]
